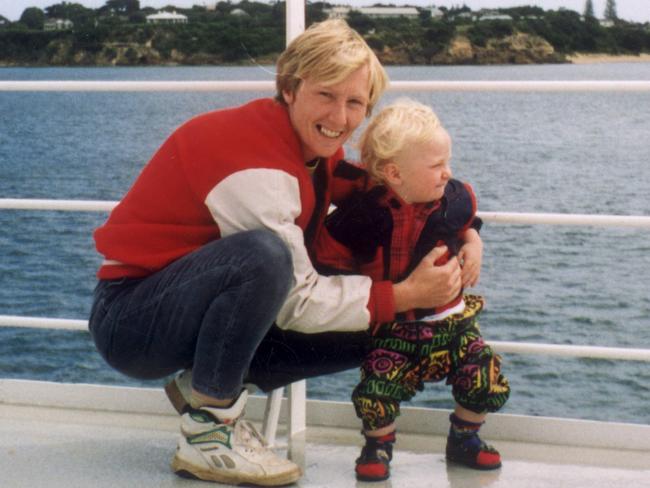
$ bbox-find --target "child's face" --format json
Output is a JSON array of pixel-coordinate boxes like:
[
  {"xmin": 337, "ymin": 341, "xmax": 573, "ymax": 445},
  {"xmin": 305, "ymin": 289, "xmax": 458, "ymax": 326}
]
[{"xmin": 390, "ymin": 127, "xmax": 452, "ymax": 203}]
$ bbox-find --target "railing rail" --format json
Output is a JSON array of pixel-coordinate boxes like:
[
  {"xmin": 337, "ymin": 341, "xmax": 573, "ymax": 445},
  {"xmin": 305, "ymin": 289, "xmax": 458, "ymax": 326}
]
[
  {"xmin": 2, "ymin": 198, "xmax": 650, "ymax": 228},
  {"xmin": 0, "ymin": 198, "xmax": 116, "ymax": 212},
  {"xmin": 2, "ymin": 80, "xmax": 650, "ymax": 92},
  {"xmin": 1, "ymin": 314, "xmax": 649, "ymax": 362}
]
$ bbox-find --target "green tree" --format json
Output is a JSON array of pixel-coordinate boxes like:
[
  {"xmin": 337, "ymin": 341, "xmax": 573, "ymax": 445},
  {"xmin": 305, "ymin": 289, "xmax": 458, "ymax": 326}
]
[
  {"xmin": 418, "ymin": 8, "xmax": 431, "ymax": 23},
  {"xmin": 611, "ymin": 26, "xmax": 644, "ymax": 53},
  {"xmin": 73, "ymin": 24, "xmax": 109, "ymax": 53},
  {"xmin": 604, "ymin": 0, "xmax": 617, "ymax": 21},
  {"xmin": 45, "ymin": 3, "xmax": 96, "ymax": 29},
  {"xmin": 0, "ymin": 30, "xmax": 64, "ymax": 61},
  {"xmin": 46, "ymin": 2, "xmax": 81, "ymax": 18},
  {"xmin": 129, "ymin": 12, "xmax": 147, "ymax": 23},
  {"xmin": 467, "ymin": 20, "xmax": 513, "ymax": 47},
  {"xmin": 104, "ymin": 0, "xmax": 140, "ymax": 15},
  {"xmin": 212, "ymin": 2, "xmax": 233, "ymax": 16},
  {"xmin": 540, "ymin": 9, "xmax": 585, "ymax": 52},
  {"xmin": 423, "ymin": 20, "xmax": 454, "ymax": 58},
  {"xmin": 500, "ymin": 6, "xmax": 544, "ymax": 20},
  {"xmin": 44, "ymin": 3, "xmax": 64, "ymax": 17},
  {"xmin": 306, "ymin": 3, "xmax": 327, "ymax": 24},
  {"xmin": 584, "ymin": 0, "xmax": 595, "ymax": 19},
  {"xmin": 19, "ymin": 7, "xmax": 45, "ymax": 30},
  {"xmin": 346, "ymin": 11, "xmax": 375, "ymax": 35}
]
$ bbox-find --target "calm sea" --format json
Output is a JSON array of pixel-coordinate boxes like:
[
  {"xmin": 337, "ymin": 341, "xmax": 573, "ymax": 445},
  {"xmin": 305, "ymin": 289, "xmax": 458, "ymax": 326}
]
[{"xmin": 1, "ymin": 63, "xmax": 649, "ymax": 424}]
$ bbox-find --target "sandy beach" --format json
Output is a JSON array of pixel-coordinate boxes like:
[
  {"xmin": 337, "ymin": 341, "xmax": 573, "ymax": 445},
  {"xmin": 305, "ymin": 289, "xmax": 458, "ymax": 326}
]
[{"xmin": 568, "ymin": 52, "xmax": 650, "ymax": 64}]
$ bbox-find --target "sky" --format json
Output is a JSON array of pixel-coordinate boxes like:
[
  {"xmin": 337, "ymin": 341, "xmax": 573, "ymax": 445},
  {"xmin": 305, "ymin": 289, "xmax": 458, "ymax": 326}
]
[{"xmin": 1, "ymin": 0, "xmax": 648, "ymax": 23}]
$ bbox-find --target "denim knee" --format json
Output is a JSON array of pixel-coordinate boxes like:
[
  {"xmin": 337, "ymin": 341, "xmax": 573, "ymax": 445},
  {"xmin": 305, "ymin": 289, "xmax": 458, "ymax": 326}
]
[{"xmin": 244, "ymin": 230, "xmax": 293, "ymax": 290}]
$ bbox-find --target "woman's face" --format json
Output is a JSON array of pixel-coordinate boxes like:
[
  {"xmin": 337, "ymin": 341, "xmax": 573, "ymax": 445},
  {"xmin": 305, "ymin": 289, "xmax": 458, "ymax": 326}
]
[{"xmin": 283, "ymin": 65, "xmax": 370, "ymax": 161}]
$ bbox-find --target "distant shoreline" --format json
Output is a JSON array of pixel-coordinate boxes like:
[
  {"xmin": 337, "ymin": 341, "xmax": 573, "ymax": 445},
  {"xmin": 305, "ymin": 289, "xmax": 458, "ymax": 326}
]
[
  {"xmin": 3, "ymin": 53, "xmax": 650, "ymax": 68},
  {"xmin": 568, "ymin": 53, "xmax": 650, "ymax": 64}
]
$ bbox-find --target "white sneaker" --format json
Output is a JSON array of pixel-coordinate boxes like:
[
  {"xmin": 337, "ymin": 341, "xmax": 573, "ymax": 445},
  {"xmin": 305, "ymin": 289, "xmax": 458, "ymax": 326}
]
[{"xmin": 171, "ymin": 390, "xmax": 302, "ymax": 486}]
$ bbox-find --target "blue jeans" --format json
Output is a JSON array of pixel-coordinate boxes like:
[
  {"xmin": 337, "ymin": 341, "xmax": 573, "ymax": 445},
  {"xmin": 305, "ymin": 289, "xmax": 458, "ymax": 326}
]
[{"xmin": 89, "ymin": 230, "xmax": 369, "ymax": 398}]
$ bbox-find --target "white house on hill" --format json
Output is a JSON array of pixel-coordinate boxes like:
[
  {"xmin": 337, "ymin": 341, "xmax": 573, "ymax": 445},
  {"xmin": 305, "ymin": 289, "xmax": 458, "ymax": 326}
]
[
  {"xmin": 44, "ymin": 18, "xmax": 74, "ymax": 31},
  {"xmin": 146, "ymin": 11, "xmax": 188, "ymax": 24},
  {"xmin": 479, "ymin": 13, "xmax": 513, "ymax": 22}
]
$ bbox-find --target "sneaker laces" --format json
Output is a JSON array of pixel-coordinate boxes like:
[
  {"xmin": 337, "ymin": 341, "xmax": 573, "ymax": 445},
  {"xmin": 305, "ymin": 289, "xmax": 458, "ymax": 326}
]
[{"xmin": 232, "ymin": 418, "xmax": 270, "ymax": 453}]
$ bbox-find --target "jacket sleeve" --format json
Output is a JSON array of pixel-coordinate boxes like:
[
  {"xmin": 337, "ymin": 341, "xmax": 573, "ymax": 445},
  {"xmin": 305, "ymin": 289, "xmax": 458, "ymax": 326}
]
[
  {"xmin": 462, "ymin": 182, "xmax": 482, "ymax": 234},
  {"xmin": 204, "ymin": 168, "xmax": 393, "ymax": 333},
  {"xmin": 312, "ymin": 227, "xmax": 358, "ymax": 274}
]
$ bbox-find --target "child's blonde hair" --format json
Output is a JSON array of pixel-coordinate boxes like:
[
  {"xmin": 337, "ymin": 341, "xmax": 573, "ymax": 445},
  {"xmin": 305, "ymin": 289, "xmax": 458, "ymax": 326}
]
[
  {"xmin": 275, "ymin": 19, "xmax": 388, "ymax": 116},
  {"xmin": 359, "ymin": 98, "xmax": 443, "ymax": 182}
]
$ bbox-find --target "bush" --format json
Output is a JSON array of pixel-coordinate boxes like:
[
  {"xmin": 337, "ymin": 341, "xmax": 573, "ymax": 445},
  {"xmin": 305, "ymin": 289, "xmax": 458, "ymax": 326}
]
[
  {"xmin": 611, "ymin": 26, "xmax": 646, "ymax": 53},
  {"xmin": 424, "ymin": 21, "xmax": 455, "ymax": 52},
  {"xmin": 365, "ymin": 35, "xmax": 385, "ymax": 52},
  {"xmin": 73, "ymin": 25, "xmax": 108, "ymax": 53},
  {"xmin": 19, "ymin": 7, "xmax": 45, "ymax": 30},
  {"xmin": 0, "ymin": 31, "xmax": 63, "ymax": 61},
  {"xmin": 347, "ymin": 11, "xmax": 375, "ymax": 35},
  {"xmin": 468, "ymin": 21, "xmax": 513, "ymax": 47}
]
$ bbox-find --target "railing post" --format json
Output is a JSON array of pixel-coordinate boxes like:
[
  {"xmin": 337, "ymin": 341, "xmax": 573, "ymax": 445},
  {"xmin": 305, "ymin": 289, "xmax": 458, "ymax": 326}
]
[
  {"xmin": 285, "ymin": 0, "xmax": 305, "ymax": 45},
  {"xmin": 285, "ymin": 0, "xmax": 307, "ymax": 452},
  {"xmin": 262, "ymin": 387, "xmax": 284, "ymax": 446}
]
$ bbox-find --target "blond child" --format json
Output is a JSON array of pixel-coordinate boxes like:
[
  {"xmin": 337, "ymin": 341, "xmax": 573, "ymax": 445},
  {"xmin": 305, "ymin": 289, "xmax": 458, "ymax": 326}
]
[{"xmin": 314, "ymin": 99, "xmax": 510, "ymax": 481}]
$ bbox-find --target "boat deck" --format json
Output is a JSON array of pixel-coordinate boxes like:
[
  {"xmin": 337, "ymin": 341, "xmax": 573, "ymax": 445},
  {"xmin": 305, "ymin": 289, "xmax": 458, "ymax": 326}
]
[{"xmin": 1, "ymin": 380, "xmax": 649, "ymax": 488}]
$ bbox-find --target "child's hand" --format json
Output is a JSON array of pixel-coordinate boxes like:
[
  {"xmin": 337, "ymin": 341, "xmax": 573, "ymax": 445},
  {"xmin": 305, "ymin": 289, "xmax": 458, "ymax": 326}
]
[{"xmin": 458, "ymin": 229, "xmax": 483, "ymax": 287}]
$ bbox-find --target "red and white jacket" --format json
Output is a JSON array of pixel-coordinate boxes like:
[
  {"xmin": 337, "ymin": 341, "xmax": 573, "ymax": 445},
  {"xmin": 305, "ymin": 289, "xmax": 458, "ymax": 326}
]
[{"xmin": 94, "ymin": 98, "xmax": 395, "ymax": 333}]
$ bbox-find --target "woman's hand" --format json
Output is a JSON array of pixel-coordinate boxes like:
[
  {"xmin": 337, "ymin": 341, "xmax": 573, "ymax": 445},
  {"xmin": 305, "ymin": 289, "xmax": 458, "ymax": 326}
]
[
  {"xmin": 393, "ymin": 245, "xmax": 462, "ymax": 312},
  {"xmin": 458, "ymin": 229, "xmax": 483, "ymax": 287}
]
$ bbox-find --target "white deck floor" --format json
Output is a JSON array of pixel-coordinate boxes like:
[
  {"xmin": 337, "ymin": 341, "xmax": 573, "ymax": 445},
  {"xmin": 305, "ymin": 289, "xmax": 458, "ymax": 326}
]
[{"xmin": 1, "ymin": 380, "xmax": 649, "ymax": 488}]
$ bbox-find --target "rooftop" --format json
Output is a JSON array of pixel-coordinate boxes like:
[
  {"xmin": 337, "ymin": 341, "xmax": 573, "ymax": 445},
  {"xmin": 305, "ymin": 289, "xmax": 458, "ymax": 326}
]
[{"xmin": 146, "ymin": 11, "xmax": 188, "ymax": 20}]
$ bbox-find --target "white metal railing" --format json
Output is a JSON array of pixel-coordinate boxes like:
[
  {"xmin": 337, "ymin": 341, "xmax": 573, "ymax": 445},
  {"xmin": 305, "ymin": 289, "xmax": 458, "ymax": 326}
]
[
  {"xmin": 2, "ymin": 198, "xmax": 650, "ymax": 228},
  {"xmin": 2, "ymin": 80, "xmax": 650, "ymax": 92},
  {"xmin": 0, "ymin": 315, "xmax": 88, "ymax": 331},
  {"xmin": 1, "ymin": 162, "xmax": 650, "ymax": 363},
  {"xmin": 0, "ymin": 198, "xmax": 116, "ymax": 212},
  {"xmin": 1, "ymin": 314, "xmax": 649, "ymax": 362},
  {"xmin": 1, "ymin": 198, "xmax": 650, "ymax": 362},
  {"xmin": 2, "ymin": 5, "xmax": 650, "ymax": 439}
]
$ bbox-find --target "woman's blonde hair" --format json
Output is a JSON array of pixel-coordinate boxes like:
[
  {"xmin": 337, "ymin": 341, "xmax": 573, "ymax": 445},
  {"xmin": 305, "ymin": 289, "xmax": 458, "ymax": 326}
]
[
  {"xmin": 275, "ymin": 19, "xmax": 388, "ymax": 116},
  {"xmin": 360, "ymin": 98, "xmax": 443, "ymax": 182}
]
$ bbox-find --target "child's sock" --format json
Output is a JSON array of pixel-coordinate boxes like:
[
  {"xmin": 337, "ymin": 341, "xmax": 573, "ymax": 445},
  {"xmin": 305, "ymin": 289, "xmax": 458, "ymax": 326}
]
[
  {"xmin": 355, "ymin": 431, "xmax": 396, "ymax": 482},
  {"xmin": 446, "ymin": 413, "xmax": 501, "ymax": 470}
]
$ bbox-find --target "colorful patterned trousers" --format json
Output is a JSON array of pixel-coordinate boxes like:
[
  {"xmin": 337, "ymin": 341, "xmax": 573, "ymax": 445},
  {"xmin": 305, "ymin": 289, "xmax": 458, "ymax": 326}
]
[{"xmin": 352, "ymin": 295, "xmax": 510, "ymax": 431}]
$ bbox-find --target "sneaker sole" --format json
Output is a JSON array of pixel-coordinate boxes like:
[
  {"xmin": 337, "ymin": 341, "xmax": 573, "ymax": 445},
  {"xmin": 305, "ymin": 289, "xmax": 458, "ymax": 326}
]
[
  {"xmin": 446, "ymin": 455, "xmax": 502, "ymax": 470},
  {"xmin": 356, "ymin": 473, "xmax": 390, "ymax": 482},
  {"xmin": 171, "ymin": 454, "xmax": 302, "ymax": 486},
  {"xmin": 164, "ymin": 378, "xmax": 189, "ymax": 414}
]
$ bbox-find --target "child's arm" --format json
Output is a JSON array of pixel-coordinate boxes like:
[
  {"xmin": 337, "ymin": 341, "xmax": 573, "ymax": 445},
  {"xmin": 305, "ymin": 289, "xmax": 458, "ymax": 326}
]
[{"xmin": 458, "ymin": 227, "xmax": 482, "ymax": 287}]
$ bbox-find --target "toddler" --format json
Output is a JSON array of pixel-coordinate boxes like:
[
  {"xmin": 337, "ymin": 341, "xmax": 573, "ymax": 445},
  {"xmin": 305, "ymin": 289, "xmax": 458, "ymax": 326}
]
[{"xmin": 314, "ymin": 99, "xmax": 510, "ymax": 481}]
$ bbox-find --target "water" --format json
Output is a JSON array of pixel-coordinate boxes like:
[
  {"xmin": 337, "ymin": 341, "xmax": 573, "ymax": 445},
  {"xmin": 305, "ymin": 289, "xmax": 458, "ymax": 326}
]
[{"xmin": 1, "ymin": 64, "xmax": 649, "ymax": 424}]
